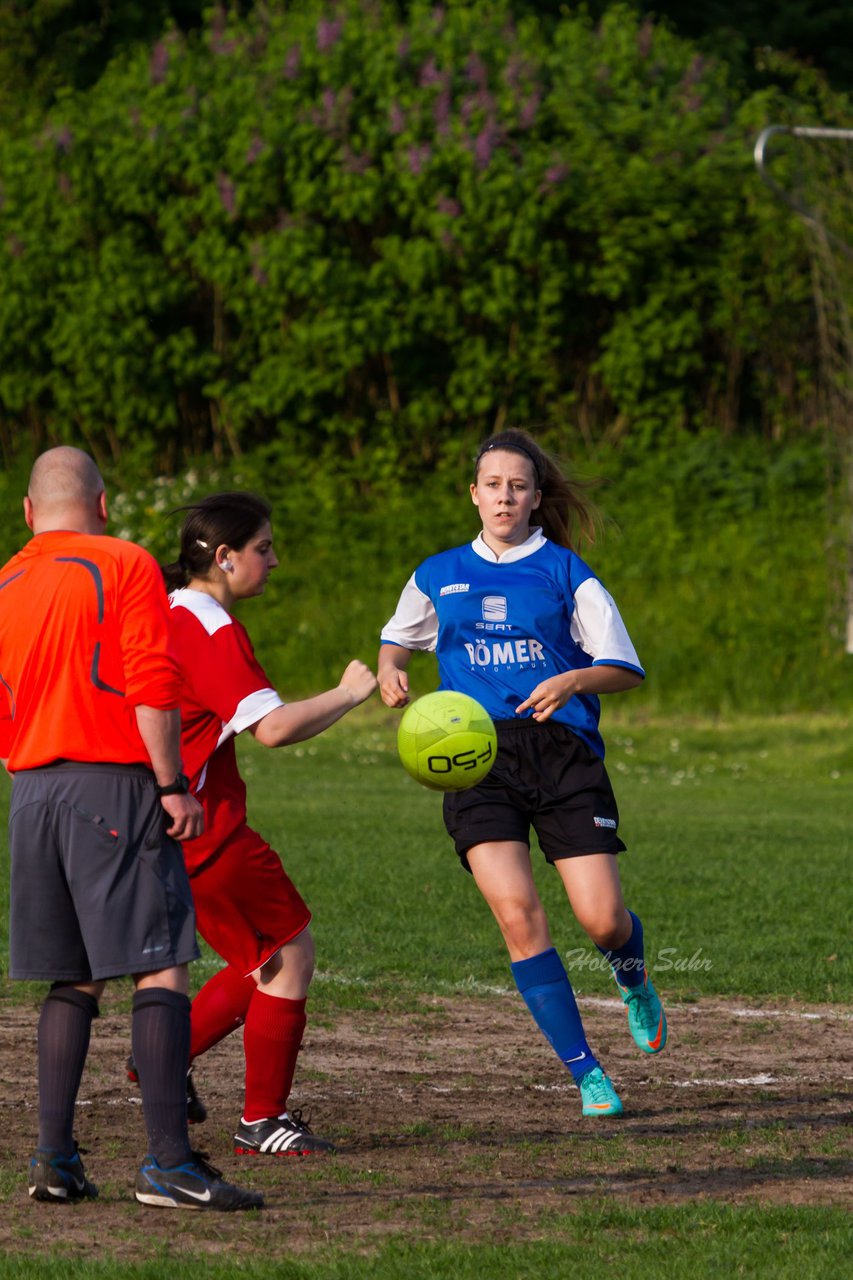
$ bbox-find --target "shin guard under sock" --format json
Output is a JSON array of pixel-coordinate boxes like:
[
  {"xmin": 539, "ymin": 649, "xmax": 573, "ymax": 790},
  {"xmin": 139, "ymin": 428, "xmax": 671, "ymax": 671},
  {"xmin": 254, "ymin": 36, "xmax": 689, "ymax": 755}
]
[
  {"xmin": 511, "ymin": 947, "xmax": 599, "ymax": 1082},
  {"xmin": 37, "ymin": 985, "xmax": 99, "ymax": 1153},
  {"xmin": 242, "ymin": 990, "xmax": 307, "ymax": 1123},
  {"xmin": 131, "ymin": 987, "xmax": 192, "ymax": 1169}
]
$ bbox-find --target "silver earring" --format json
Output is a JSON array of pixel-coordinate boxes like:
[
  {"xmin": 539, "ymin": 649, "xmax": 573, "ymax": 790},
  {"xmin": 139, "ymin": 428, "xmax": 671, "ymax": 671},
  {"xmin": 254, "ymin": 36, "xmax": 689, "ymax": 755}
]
[{"xmin": 221, "ymin": 559, "xmax": 233, "ymax": 573}]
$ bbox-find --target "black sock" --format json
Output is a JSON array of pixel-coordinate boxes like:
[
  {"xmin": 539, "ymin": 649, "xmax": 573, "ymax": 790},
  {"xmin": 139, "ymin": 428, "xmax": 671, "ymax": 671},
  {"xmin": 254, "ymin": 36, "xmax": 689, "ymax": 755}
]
[
  {"xmin": 37, "ymin": 984, "xmax": 99, "ymax": 1154},
  {"xmin": 131, "ymin": 987, "xmax": 192, "ymax": 1169}
]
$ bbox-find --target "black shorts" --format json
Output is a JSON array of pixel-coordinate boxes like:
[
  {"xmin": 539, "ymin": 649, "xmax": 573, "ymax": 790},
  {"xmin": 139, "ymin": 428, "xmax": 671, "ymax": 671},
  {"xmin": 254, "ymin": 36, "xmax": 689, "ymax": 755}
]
[
  {"xmin": 8, "ymin": 761, "xmax": 199, "ymax": 982},
  {"xmin": 442, "ymin": 719, "xmax": 626, "ymax": 871}
]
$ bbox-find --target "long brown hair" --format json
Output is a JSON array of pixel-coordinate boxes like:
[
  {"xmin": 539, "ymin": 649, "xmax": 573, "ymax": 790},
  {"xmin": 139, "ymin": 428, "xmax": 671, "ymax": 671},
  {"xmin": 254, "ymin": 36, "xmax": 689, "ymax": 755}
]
[{"xmin": 473, "ymin": 429, "xmax": 599, "ymax": 550}]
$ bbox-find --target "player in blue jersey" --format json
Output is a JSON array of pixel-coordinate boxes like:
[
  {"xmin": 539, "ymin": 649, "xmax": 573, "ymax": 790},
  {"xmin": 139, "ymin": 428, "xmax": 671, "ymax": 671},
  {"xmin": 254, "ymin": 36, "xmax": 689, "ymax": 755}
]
[{"xmin": 379, "ymin": 429, "xmax": 667, "ymax": 1118}]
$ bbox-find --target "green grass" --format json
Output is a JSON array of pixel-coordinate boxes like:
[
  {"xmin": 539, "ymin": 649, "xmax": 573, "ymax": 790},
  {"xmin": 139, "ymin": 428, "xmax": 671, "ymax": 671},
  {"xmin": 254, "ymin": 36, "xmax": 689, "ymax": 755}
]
[
  {"xmin": 0, "ymin": 711, "xmax": 850, "ymax": 1007},
  {"xmin": 0, "ymin": 711, "xmax": 851, "ymax": 1276},
  {"xmin": 233, "ymin": 709, "xmax": 852, "ymax": 1008},
  {"xmin": 0, "ymin": 1205, "xmax": 850, "ymax": 1278}
]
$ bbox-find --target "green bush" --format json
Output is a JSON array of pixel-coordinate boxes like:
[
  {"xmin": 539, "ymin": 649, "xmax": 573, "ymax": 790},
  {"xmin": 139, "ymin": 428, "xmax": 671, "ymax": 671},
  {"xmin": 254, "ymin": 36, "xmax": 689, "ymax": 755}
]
[
  {"xmin": 47, "ymin": 432, "xmax": 846, "ymax": 716},
  {"xmin": 0, "ymin": 0, "xmax": 843, "ymax": 472}
]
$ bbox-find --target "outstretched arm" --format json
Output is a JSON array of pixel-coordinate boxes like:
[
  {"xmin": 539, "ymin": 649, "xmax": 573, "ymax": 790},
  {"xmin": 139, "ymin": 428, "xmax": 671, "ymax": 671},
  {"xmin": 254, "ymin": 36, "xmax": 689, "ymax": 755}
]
[{"xmin": 249, "ymin": 660, "xmax": 377, "ymax": 748}]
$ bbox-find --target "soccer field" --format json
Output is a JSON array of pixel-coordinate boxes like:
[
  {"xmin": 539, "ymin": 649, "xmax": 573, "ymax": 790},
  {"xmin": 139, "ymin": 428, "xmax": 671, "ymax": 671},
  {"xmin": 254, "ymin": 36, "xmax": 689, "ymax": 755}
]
[{"xmin": 0, "ymin": 711, "xmax": 850, "ymax": 1276}]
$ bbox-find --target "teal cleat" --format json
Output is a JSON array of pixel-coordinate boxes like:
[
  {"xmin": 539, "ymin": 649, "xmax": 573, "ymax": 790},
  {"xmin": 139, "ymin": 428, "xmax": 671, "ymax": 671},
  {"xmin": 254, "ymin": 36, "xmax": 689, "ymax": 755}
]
[
  {"xmin": 578, "ymin": 1067, "xmax": 623, "ymax": 1117},
  {"xmin": 616, "ymin": 971, "xmax": 667, "ymax": 1054}
]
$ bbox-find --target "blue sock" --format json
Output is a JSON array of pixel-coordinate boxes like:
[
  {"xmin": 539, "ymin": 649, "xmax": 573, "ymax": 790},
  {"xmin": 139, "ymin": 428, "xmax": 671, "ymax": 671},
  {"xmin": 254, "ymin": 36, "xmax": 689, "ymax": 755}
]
[
  {"xmin": 511, "ymin": 947, "xmax": 599, "ymax": 1082},
  {"xmin": 597, "ymin": 910, "xmax": 646, "ymax": 989}
]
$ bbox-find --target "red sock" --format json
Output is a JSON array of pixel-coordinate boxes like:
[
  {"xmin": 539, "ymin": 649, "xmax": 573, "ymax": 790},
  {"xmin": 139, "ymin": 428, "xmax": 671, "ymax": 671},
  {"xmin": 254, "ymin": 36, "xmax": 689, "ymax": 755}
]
[
  {"xmin": 242, "ymin": 990, "xmax": 307, "ymax": 1123},
  {"xmin": 190, "ymin": 966, "xmax": 256, "ymax": 1062}
]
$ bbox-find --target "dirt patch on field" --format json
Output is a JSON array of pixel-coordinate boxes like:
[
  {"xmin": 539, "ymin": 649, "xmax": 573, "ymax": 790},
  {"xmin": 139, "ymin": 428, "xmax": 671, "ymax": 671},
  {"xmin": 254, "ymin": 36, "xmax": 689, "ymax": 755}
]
[{"xmin": 0, "ymin": 990, "xmax": 851, "ymax": 1259}]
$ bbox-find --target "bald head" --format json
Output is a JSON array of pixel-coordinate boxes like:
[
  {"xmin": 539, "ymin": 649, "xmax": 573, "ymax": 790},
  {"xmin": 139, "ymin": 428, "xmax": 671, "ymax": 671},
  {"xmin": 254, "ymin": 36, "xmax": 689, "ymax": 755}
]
[{"xmin": 25, "ymin": 447, "xmax": 107, "ymax": 535}]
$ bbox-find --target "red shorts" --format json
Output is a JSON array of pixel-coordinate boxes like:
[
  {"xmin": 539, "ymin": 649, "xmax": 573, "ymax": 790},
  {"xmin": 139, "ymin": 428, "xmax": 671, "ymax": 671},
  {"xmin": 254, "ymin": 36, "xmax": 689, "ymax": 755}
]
[{"xmin": 188, "ymin": 823, "xmax": 311, "ymax": 976}]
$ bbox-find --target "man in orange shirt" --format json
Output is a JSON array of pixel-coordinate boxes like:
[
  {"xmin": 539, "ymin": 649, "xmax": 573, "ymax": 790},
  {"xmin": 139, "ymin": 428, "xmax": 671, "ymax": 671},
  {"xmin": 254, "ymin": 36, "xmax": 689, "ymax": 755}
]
[{"xmin": 0, "ymin": 447, "xmax": 262, "ymax": 1212}]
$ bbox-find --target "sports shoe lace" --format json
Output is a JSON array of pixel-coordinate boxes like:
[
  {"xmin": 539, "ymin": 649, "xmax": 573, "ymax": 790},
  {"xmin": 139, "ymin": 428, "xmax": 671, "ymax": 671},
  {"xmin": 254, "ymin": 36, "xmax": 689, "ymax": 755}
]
[
  {"xmin": 583, "ymin": 1070, "xmax": 611, "ymax": 1104},
  {"xmin": 625, "ymin": 985, "xmax": 657, "ymax": 1032},
  {"xmin": 188, "ymin": 1150, "xmax": 223, "ymax": 1180},
  {"xmin": 286, "ymin": 1109, "xmax": 314, "ymax": 1133}
]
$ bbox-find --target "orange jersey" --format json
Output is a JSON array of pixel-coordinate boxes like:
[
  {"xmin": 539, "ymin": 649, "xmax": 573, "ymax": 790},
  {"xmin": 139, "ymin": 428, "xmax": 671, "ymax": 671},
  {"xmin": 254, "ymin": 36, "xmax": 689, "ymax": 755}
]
[{"xmin": 0, "ymin": 530, "xmax": 181, "ymax": 770}]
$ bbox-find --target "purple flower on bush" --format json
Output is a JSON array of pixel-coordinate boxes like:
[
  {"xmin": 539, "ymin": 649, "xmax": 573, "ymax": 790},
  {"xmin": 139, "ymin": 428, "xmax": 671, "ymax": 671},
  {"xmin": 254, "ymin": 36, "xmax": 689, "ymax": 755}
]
[
  {"xmin": 462, "ymin": 90, "xmax": 493, "ymax": 122},
  {"xmin": 437, "ymin": 194, "xmax": 461, "ymax": 217},
  {"xmin": 474, "ymin": 122, "xmax": 501, "ymax": 170},
  {"xmin": 57, "ymin": 173, "xmax": 73, "ymax": 198},
  {"xmin": 432, "ymin": 6, "xmax": 445, "ymax": 27},
  {"xmin": 408, "ymin": 145, "xmax": 431, "ymax": 174},
  {"xmin": 465, "ymin": 53, "xmax": 488, "ymax": 89},
  {"xmin": 317, "ymin": 18, "xmax": 343, "ymax": 53},
  {"xmin": 216, "ymin": 172, "xmax": 237, "ymax": 218},
  {"xmin": 284, "ymin": 44, "xmax": 301, "ymax": 79},
  {"xmin": 54, "ymin": 125, "xmax": 73, "ymax": 154},
  {"xmin": 544, "ymin": 162, "xmax": 569, "ymax": 186},
  {"xmin": 397, "ymin": 36, "xmax": 410, "ymax": 59},
  {"xmin": 419, "ymin": 58, "xmax": 443, "ymax": 88},
  {"xmin": 519, "ymin": 91, "xmax": 540, "ymax": 130},
  {"xmin": 434, "ymin": 89, "xmax": 452, "ymax": 136},
  {"xmin": 250, "ymin": 241, "xmax": 268, "ymax": 287},
  {"xmin": 150, "ymin": 41, "xmax": 169, "ymax": 85},
  {"xmin": 246, "ymin": 134, "xmax": 264, "ymax": 164},
  {"xmin": 389, "ymin": 103, "xmax": 405, "ymax": 135}
]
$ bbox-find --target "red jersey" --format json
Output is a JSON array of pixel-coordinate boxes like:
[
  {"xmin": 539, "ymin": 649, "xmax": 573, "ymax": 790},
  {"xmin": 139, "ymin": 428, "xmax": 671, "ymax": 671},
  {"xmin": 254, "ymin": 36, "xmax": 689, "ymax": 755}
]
[
  {"xmin": 0, "ymin": 530, "xmax": 181, "ymax": 770},
  {"xmin": 168, "ymin": 588, "xmax": 284, "ymax": 872}
]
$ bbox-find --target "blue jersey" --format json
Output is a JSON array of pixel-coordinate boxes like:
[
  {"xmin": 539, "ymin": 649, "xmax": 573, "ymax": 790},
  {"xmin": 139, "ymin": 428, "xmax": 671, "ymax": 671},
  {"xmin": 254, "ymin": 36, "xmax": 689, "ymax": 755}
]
[{"xmin": 380, "ymin": 530, "xmax": 643, "ymax": 758}]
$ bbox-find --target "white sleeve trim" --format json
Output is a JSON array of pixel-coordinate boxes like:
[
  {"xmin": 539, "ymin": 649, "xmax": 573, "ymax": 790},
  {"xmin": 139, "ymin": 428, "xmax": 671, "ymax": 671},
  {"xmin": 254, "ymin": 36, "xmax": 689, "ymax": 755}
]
[
  {"xmin": 380, "ymin": 574, "xmax": 438, "ymax": 652},
  {"xmin": 570, "ymin": 578, "xmax": 644, "ymax": 674},
  {"xmin": 223, "ymin": 688, "xmax": 285, "ymax": 739}
]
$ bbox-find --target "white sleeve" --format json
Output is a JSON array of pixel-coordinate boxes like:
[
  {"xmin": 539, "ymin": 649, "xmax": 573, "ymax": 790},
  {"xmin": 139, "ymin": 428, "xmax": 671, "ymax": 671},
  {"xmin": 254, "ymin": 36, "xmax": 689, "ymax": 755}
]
[
  {"xmin": 380, "ymin": 574, "xmax": 438, "ymax": 653},
  {"xmin": 226, "ymin": 688, "xmax": 285, "ymax": 735},
  {"xmin": 570, "ymin": 578, "xmax": 644, "ymax": 674}
]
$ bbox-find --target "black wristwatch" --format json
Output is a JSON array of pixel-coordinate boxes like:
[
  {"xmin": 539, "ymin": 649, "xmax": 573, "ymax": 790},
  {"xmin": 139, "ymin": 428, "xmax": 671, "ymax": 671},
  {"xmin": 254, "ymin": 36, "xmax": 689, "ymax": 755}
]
[{"xmin": 156, "ymin": 772, "xmax": 191, "ymax": 797}]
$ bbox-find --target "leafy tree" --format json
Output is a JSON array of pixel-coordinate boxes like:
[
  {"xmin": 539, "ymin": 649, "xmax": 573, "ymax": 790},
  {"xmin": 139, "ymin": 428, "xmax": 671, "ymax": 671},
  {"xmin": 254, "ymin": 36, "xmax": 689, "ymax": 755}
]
[{"xmin": 0, "ymin": 0, "xmax": 845, "ymax": 476}]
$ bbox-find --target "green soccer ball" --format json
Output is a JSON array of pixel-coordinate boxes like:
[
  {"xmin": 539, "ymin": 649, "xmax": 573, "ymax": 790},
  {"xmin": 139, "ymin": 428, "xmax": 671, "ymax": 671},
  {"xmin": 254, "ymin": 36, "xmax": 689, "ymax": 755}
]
[{"xmin": 397, "ymin": 691, "xmax": 497, "ymax": 792}]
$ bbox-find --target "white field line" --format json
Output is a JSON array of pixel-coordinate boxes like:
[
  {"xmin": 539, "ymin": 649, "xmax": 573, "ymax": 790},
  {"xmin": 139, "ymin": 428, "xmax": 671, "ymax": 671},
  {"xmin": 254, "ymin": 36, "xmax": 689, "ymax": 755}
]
[{"xmin": 313, "ymin": 970, "xmax": 853, "ymax": 1023}]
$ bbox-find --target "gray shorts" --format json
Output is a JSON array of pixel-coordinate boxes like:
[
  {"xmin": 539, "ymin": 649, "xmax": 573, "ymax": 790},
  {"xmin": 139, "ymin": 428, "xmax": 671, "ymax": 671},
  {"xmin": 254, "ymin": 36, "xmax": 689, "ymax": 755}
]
[{"xmin": 8, "ymin": 761, "xmax": 199, "ymax": 982}]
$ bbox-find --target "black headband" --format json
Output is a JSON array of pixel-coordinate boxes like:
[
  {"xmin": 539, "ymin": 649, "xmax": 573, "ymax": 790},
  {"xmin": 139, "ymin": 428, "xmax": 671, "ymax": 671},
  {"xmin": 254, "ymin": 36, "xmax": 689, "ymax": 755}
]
[{"xmin": 475, "ymin": 442, "xmax": 542, "ymax": 484}]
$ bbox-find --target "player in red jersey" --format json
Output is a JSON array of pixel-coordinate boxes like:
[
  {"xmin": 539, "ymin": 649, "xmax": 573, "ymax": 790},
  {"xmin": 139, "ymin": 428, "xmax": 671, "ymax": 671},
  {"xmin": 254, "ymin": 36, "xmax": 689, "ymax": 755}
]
[{"xmin": 156, "ymin": 491, "xmax": 376, "ymax": 1156}]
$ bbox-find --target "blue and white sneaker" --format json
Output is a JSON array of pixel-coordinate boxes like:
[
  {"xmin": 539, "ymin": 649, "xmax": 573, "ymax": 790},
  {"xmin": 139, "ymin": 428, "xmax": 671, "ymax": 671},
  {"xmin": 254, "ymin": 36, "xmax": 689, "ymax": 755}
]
[
  {"xmin": 28, "ymin": 1146, "xmax": 98, "ymax": 1202},
  {"xmin": 135, "ymin": 1152, "xmax": 263, "ymax": 1211},
  {"xmin": 578, "ymin": 1067, "xmax": 624, "ymax": 1117},
  {"xmin": 615, "ymin": 971, "xmax": 668, "ymax": 1054}
]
